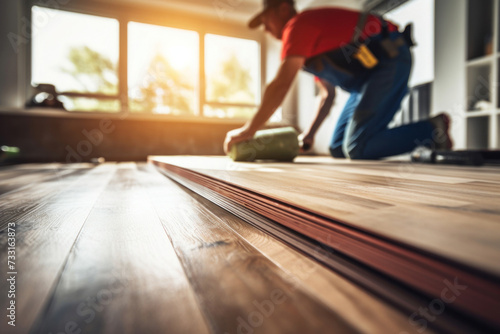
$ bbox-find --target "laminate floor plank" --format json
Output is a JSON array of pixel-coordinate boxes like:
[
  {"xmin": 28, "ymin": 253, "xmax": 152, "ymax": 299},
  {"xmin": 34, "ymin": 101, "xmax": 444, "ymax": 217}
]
[
  {"xmin": 0, "ymin": 163, "xmax": 116, "ymax": 334},
  {"xmin": 137, "ymin": 164, "xmax": 360, "ymax": 334},
  {"xmin": 150, "ymin": 156, "xmax": 500, "ymax": 276},
  {"xmin": 150, "ymin": 156, "xmax": 500, "ymax": 330},
  {"xmin": 157, "ymin": 167, "xmax": 491, "ymax": 334},
  {"xmin": 163, "ymin": 172, "xmax": 436, "ymax": 334},
  {"xmin": 0, "ymin": 164, "xmax": 94, "ymax": 196},
  {"xmin": 0, "ymin": 164, "xmax": 61, "ymax": 182},
  {"xmin": 31, "ymin": 163, "xmax": 210, "ymax": 334},
  {"xmin": 0, "ymin": 164, "xmax": 100, "ymax": 231}
]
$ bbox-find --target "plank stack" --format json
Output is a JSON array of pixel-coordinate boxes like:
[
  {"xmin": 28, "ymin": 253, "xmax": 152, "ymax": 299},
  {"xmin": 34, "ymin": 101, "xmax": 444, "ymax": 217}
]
[{"xmin": 150, "ymin": 155, "xmax": 500, "ymax": 333}]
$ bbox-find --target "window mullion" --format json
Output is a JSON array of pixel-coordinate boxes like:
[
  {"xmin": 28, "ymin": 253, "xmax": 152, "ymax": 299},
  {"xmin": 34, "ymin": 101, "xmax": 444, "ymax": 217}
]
[
  {"xmin": 199, "ymin": 32, "xmax": 205, "ymax": 117},
  {"xmin": 119, "ymin": 17, "xmax": 128, "ymax": 115}
]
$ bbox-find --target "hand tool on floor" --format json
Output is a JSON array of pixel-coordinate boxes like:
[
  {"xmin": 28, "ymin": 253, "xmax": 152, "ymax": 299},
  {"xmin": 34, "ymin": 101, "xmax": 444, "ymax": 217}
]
[
  {"xmin": 228, "ymin": 127, "xmax": 299, "ymax": 162},
  {"xmin": 410, "ymin": 146, "xmax": 497, "ymax": 166}
]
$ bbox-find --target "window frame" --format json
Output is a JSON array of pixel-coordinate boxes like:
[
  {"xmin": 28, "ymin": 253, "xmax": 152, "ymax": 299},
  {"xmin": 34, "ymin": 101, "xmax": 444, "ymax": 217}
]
[{"xmin": 26, "ymin": 0, "xmax": 265, "ymax": 121}]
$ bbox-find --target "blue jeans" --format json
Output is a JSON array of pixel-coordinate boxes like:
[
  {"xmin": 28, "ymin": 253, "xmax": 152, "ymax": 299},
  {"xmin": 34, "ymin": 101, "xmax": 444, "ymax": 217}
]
[{"xmin": 305, "ymin": 32, "xmax": 434, "ymax": 159}]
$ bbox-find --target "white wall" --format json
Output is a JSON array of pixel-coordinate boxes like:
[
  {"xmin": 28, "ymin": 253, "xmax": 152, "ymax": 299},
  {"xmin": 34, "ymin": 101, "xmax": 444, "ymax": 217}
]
[
  {"xmin": 386, "ymin": 0, "xmax": 435, "ymax": 87},
  {"xmin": 265, "ymin": 34, "xmax": 287, "ymax": 123},
  {"xmin": 302, "ymin": 0, "xmax": 363, "ymax": 11},
  {"xmin": 432, "ymin": 0, "xmax": 466, "ymax": 149},
  {"xmin": 0, "ymin": 1, "xmax": 25, "ymax": 108}
]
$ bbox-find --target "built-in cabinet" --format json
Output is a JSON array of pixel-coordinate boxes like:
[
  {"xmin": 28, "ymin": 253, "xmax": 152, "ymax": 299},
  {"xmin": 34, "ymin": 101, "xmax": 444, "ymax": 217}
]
[
  {"xmin": 434, "ymin": 0, "xmax": 500, "ymax": 150},
  {"xmin": 464, "ymin": 0, "xmax": 500, "ymax": 149}
]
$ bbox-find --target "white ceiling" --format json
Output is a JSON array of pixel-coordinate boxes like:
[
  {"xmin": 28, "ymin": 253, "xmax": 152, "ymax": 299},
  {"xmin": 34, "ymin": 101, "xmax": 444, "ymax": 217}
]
[{"xmin": 90, "ymin": 0, "xmax": 363, "ymax": 24}]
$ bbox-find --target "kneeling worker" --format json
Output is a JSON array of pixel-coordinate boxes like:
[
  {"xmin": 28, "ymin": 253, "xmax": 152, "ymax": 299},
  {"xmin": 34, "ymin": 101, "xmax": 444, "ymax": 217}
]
[{"xmin": 224, "ymin": 0, "xmax": 452, "ymax": 159}]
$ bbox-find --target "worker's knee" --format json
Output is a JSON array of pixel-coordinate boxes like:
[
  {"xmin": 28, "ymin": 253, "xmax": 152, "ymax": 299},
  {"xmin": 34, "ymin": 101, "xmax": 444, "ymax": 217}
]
[
  {"xmin": 329, "ymin": 145, "xmax": 345, "ymax": 158},
  {"xmin": 342, "ymin": 138, "xmax": 367, "ymax": 160},
  {"xmin": 346, "ymin": 149, "xmax": 365, "ymax": 160}
]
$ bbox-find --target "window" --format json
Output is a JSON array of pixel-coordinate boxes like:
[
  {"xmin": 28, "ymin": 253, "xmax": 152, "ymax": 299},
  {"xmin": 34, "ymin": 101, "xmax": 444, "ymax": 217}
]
[
  {"xmin": 128, "ymin": 22, "xmax": 198, "ymax": 115},
  {"xmin": 30, "ymin": 5, "xmax": 262, "ymax": 120},
  {"xmin": 204, "ymin": 34, "xmax": 260, "ymax": 118},
  {"xmin": 31, "ymin": 6, "xmax": 120, "ymax": 112}
]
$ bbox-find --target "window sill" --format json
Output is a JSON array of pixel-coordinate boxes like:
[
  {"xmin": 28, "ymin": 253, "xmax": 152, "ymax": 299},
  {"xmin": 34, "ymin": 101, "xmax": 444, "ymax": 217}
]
[{"xmin": 0, "ymin": 107, "xmax": 252, "ymax": 125}]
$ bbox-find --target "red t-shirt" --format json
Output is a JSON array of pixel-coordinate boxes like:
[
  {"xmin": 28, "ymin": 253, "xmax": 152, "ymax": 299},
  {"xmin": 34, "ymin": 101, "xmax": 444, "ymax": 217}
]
[{"xmin": 281, "ymin": 7, "xmax": 399, "ymax": 60}]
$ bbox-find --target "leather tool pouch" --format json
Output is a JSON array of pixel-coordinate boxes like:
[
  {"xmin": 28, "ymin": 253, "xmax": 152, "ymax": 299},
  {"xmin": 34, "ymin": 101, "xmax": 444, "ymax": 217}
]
[
  {"xmin": 379, "ymin": 23, "xmax": 415, "ymax": 59},
  {"xmin": 354, "ymin": 44, "xmax": 379, "ymax": 68},
  {"xmin": 303, "ymin": 20, "xmax": 415, "ymax": 76},
  {"xmin": 303, "ymin": 44, "xmax": 373, "ymax": 76}
]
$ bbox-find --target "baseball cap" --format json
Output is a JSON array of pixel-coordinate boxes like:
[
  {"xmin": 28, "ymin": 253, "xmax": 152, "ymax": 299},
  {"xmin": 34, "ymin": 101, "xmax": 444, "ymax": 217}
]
[{"xmin": 248, "ymin": 0, "xmax": 295, "ymax": 29}]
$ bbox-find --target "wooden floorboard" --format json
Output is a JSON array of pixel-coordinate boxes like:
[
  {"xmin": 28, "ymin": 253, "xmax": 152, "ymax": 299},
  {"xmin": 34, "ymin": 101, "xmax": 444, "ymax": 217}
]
[
  {"xmin": 2, "ymin": 159, "xmax": 498, "ymax": 333},
  {"xmin": 137, "ymin": 164, "xmax": 360, "ymax": 334},
  {"xmin": 150, "ymin": 155, "xmax": 500, "ymax": 331},
  {"xmin": 0, "ymin": 163, "xmax": 88, "ymax": 197},
  {"xmin": 0, "ymin": 164, "xmax": 98, "ymax": 231},
  {"xmin": 157, "ymin": 168, "xmax": 437, "ymax": 334},
  {"xmin": 0, "ymin": 164, "xmax": 116, "ymax": 334},
  {"xmin": 150, "ymin": 156, "xmax": 500, "ymax": 276},
  {"xmin": 31, "ymin": 163, "xmax": 210, "ymax": 334}
]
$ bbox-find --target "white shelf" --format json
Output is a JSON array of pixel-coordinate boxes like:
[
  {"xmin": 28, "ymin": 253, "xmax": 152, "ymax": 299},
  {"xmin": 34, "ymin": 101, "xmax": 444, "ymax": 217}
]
[
  {"xmin": 434, "ymin": 0, "xmax": 499, "ymax": 150},
  {"xmin": 464, "ymin": 0, "xmax": 499, "ymax": 150},
  {"xmin": 466, "ymin": 109, "xmax": 496, "ymax": 117},
  {"xmin": 466, "ymin": 63, "xmax": 492, "ymax": 111},
  {"xmin": 467, "ymin": 0, "xmax": 494, "ymax": 61},
  {"xmin": 467, "ymin": 116, "xmax": 490, "ymax": 149},
  {"xmin": 496, "ymin": 115, "xmax": 500, "ymax": 147},
  {"xmin": 467, "ymin": 54, "xmax": 495, "ymax": 67}
]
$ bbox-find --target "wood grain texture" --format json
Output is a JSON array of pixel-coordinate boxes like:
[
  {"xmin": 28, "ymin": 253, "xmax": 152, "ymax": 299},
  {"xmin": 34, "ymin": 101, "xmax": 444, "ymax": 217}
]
[
  {"xmin": 31, "ymin": 163, "xmax": 210, "ymax": 334},
  {"xmin": 0, "ymin": 164, "xmax": 98, "ymax": 231},
  {"xmin": 0, "ymin": 163, "xmax": 80, "ymax": 196},
  {"xmin": 150, "ymin": 155, "xmax": 500, "ymax": 330},
  {"xmin": 2, "ymin": 159, "xmax": 497, "ymax": 333},
  {"xmin": 137, "ymin": 164, "xmax": 360, "ymax": 334},
  {"xmin": 150, "ymin": 156, "xmax": 500, "ymax": 274},
  {"xmin": 0, "ymin": 164, "xmax": 116, "ymax": 334},
  {"xmin": 160, "ymin": 171, "xmax": 437, "ymax": 334},
  {"xmin": 156, "ymin": 164, "xmax": 488, "ymax": 334}
]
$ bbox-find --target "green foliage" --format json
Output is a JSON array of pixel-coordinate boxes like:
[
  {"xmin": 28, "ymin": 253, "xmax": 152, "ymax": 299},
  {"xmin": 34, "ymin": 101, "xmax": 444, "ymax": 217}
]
[
  {"xmin": 62, "ymin": 46, "xmax": 256, "ymax": 116},
  {"xmin": 130, "ymin": 53, "xmax": 194, "ymax": 115},
  {"xmin": 60, "ymin": 46, "xmax": 119, "ymax": 112},
  {"xmin": 62, "ymin": 46, "xmax": 118, "ymax": 95},
  {"xmin": 208, "ymin": 53, "xmax": 255, "ymax": 104}
]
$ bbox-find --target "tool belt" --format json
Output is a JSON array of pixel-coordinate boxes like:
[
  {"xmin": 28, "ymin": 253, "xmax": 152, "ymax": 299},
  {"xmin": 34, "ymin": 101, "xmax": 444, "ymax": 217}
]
[{"xmin": 303, "ymin": 19, "xmax": 415, "ymax": 76}]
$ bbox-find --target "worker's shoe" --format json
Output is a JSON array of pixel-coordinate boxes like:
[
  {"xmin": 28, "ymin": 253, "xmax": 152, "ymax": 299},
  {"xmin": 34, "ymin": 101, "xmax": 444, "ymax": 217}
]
[{"xmin": 429, "ymin": 113, "xmax": 453, "ymax": 150}]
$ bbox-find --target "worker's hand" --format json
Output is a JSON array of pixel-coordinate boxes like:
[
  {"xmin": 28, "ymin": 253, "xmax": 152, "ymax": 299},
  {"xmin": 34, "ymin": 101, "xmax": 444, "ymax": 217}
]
[
  {"xmin": 224, "ymin": 127, "xmax": 256, "ymax": 154},
  {"xmin": 299, "ymin": 132, "xmax": 314, "ymax": 152}
]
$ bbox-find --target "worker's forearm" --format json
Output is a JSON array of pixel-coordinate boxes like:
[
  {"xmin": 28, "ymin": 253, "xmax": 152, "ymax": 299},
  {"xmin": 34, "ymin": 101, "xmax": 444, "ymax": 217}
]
[
  {"xmin": 305, "ymin": 95, "xmax": 334, "ymax": 137},
  {"xmin": 245, "ymin": 79, "xmax": 290, "ymax": 133}
]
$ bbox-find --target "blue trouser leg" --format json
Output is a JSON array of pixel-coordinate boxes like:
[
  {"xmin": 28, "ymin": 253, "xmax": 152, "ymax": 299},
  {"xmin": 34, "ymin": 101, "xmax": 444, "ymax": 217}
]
[
  {"xmin": 342, "ymin": 42, "xmax": 435, "ymax": 159},
  {"xmin": 357, "ymin": 120, "xmax": 435, "ymax": 159},
  {"xmin": 317, "ymin": 32, "xmax": 436, "ymax": 159},
  {"xmin": 329, "ymin": 93, "xmax": 359, "ymax": 158}
]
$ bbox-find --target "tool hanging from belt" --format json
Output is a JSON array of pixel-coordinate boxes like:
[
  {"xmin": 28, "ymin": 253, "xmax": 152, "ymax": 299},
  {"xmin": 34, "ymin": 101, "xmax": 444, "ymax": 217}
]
[
  {"xmin": 352, "ymin": 12, "xmax": 416, "ymax": 68},
  {"xmin": 351, "ymin": 11, "xmax": 380, "ymax": 69},
  {"xmin": 303, "ymin": 11, "xmax": 416, "ymax": 76}
]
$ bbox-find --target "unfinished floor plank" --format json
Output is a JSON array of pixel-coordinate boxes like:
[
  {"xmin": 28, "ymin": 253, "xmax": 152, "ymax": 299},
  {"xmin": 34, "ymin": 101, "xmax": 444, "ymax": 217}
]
[
  {"xmin": 150, "ymin": 156, "xmax": 500, "ymax": 275},
  {"xmin": 137, "ymin": 164, "xmax": 359, "ymax": 334},
  {"xmin": 0, "ymin": 164, "xmax": 116, "ymax": 334},
  {"xmin": 31, "ymin": 163, "xmax": 209, "ymax": 334},
  {"xmin": 150, "ymin": 168, "xmax": 438, "ymax": 334},
  {"xmin": 150, "ymin": 155, "xmax": 500, "ymax": 330},
  {"xmin": 158, "ymin": 165, "xmax": 488, "ymax": 334}
]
